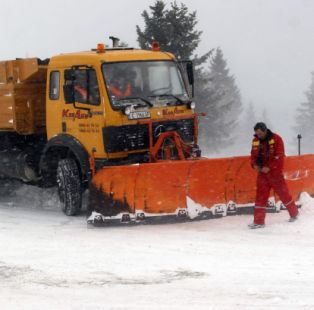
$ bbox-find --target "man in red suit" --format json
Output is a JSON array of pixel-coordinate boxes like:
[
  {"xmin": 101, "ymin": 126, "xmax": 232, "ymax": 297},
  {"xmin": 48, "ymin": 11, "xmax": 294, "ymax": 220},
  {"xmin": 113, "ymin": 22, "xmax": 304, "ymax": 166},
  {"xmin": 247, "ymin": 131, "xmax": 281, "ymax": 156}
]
[{"xmin": 249, "ymin": 122, "xmax": 299, "ymax": 229}]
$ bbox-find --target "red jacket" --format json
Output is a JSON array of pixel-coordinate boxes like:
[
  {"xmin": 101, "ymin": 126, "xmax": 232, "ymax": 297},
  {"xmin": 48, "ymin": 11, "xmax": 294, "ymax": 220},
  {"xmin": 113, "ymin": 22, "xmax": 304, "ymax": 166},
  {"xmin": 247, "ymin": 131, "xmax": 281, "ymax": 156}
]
[{"xmin": 251, "ymin": 130, "xmax": 285, "ymax": 173}]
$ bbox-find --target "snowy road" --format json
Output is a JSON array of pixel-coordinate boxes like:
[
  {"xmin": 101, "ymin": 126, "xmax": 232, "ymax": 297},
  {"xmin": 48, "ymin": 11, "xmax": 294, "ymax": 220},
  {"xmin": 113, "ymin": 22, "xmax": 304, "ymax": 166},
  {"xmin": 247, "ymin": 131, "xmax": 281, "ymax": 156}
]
[{"xmin": 1, "ymin": 181, "xmax": 314, "ymax": 310}]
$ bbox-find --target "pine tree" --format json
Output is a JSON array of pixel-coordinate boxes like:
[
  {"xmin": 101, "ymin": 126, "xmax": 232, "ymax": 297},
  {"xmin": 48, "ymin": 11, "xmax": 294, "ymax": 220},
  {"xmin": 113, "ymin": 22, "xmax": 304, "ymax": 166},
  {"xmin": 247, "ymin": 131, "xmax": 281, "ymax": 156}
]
[
  {"xmin": 136, "ymin": 2, "xmax": 168, "ymax": 50},
  {"xmin": 136, "ymin": 1, "xmax": 207, "ymax": 60},
  {"xmin": 294, "ymin": 72, "xmax": 314, "ymax": 153},
  {"xmin": 198, "ymin": 48, "xmax": 242, "ymax": 152}
]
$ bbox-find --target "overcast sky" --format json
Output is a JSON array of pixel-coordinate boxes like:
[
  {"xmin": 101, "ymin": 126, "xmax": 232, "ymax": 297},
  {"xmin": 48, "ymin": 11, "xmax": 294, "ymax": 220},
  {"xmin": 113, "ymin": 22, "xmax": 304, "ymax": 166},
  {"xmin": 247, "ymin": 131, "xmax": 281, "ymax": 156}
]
[{"xmin": 1, "ymin": 0, "xmax": 313, "ymax": 148}]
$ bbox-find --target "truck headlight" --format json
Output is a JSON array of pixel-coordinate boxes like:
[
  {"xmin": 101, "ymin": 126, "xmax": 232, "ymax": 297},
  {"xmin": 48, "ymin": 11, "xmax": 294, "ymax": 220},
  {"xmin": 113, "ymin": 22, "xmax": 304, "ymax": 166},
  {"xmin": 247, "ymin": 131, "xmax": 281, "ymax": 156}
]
[
  {"xmin": 189, "ymin": 102, "xmax": 196, "ymax": 109},
  {"xmin": 124, "ymin": 106, "xmax": 132, "ymax": 115}
]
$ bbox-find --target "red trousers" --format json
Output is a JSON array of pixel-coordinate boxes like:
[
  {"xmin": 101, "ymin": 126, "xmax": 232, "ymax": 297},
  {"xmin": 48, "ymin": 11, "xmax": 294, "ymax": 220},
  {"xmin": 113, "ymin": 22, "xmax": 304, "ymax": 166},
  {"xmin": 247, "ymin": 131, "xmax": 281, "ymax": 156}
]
[{"xmin": 254, "ymin": 172, "xmax": 299, "ymax": 224}]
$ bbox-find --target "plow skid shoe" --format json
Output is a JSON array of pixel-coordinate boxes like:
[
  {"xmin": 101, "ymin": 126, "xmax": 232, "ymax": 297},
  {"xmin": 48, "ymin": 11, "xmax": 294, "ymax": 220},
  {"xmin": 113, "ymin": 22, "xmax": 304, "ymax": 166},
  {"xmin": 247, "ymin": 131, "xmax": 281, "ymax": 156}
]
[{"xmin": 87, "ymin": 155, "xmax": 314, "ymax": 225}]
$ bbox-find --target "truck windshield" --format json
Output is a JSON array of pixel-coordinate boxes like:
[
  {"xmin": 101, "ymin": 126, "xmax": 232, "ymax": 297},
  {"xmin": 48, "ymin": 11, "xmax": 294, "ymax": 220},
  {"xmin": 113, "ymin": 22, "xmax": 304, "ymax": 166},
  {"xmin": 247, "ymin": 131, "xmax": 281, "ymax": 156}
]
[{"xmin": 102, "ymin": 61, "xmax": 189, "ymax": 109}]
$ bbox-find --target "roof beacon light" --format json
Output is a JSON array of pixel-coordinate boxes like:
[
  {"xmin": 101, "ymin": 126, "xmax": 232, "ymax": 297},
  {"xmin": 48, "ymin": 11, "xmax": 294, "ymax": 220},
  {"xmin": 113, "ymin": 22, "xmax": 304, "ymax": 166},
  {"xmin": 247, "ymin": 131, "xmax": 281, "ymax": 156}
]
[
  {"xmin": 152, "ymin": 41, "xmax": 160, "ymax": 52},
  {"xmin": 96, "ymin": 43, "xmax": 105, "ymax": 53}
]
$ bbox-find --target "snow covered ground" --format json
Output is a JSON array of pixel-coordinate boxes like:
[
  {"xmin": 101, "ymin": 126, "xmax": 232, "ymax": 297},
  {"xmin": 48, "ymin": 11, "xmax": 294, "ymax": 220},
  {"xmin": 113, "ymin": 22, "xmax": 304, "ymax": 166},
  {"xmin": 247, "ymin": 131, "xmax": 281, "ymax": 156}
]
[{"xmin": 1, "ymin": 180, "xmax": 314, "ymax": 310}]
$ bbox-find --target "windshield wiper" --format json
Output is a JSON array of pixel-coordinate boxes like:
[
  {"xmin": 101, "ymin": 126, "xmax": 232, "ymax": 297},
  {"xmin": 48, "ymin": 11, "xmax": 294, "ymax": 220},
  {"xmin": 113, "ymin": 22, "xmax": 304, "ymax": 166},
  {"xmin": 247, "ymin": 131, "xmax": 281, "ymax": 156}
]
[
  {"xmin": 149, "ymin": 94, "xmax": 190, "ymax": 105},
  {"xmin": 117, "ymin": 97, "xmax": 153, "ymax": 107}
]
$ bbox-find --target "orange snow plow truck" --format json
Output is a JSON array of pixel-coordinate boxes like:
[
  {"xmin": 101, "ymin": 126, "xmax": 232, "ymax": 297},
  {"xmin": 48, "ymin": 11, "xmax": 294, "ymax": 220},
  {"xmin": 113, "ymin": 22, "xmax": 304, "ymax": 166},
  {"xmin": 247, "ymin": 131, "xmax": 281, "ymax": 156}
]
[{"xmin": 0, "ymin": 40, "xmax": 313, "ymax": 224}]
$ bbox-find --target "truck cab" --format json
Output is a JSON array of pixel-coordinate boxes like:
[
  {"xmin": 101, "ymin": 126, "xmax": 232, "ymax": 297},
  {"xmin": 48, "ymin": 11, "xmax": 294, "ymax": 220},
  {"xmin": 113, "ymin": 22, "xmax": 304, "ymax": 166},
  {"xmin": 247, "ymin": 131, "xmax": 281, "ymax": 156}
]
[{"xmin": 45, "ymin": 44, "xmax": 196, "ymax": 170}]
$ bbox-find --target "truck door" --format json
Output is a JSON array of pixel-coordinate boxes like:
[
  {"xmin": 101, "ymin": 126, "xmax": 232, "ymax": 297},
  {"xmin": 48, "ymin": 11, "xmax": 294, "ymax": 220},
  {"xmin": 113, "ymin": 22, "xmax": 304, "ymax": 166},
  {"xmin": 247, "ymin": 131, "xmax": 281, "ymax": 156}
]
[{"xmin": 62, "ymin": 67, "xmax": 105, "ymax": 157}]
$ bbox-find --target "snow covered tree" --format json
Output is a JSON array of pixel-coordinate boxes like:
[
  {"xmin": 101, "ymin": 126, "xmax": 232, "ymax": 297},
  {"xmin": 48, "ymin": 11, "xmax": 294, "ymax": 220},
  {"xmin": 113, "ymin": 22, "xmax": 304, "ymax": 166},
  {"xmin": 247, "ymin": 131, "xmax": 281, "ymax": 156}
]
[
  {"xmin": 294, "ymin": 72, "xmax": 314, "ymax": 153},
  {"xmin": 136, "ymin": 1, "xmax": 206, "ymax": 60},
  {"xmin": 198, "ymin": 48, "xmax": 243, "ymax": 152},
  {"xmin": 136, "ymin": 0, "xmax": 213, "ymax": 84}
]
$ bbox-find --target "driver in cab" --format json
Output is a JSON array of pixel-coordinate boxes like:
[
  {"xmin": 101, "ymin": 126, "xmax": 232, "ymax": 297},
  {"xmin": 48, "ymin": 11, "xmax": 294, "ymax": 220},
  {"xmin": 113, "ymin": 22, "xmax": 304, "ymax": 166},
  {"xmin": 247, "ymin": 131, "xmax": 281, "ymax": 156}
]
[{"xmin": 108, "ymin": 70, "xmax": 133, "ymax": 99}]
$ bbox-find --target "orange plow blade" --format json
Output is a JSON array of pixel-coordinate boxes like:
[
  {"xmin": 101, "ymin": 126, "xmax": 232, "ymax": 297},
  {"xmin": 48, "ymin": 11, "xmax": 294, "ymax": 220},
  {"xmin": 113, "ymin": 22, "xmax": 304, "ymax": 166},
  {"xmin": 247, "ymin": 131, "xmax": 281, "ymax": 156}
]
[{"xmin": 87, "ymin": 155, "xmax": 314, "ymax": 224}]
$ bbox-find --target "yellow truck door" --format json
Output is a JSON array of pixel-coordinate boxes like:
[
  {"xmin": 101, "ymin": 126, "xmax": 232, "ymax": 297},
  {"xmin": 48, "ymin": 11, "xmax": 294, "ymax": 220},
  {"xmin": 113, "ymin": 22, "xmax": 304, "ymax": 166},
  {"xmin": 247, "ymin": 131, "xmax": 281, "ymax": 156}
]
[{"xmin": 47, "ymin": 67, "xmax": 106, "ymax": 157}]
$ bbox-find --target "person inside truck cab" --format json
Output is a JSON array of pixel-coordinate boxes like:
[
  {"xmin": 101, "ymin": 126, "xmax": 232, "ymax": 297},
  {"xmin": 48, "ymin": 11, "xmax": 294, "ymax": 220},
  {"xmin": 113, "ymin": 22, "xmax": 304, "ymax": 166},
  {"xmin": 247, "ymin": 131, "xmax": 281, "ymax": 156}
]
[
  {"xmin": 74, "ymin": 70, "xmax": 100, "ymax": 104},
  {"xmin": 74, "ymin": 71, "xmax": 88, "ymax": 103},
  {"xmin": 108, "ymin": 69, "xmax": 133, "ymax": 99}
]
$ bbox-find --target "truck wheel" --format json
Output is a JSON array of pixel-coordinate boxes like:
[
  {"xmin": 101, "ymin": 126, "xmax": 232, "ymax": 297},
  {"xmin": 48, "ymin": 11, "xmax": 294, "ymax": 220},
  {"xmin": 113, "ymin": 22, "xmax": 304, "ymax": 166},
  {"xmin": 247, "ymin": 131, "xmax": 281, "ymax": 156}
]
[{"xmin": 57, "ymin": 158, "xmax": 82, "ymax": 216}]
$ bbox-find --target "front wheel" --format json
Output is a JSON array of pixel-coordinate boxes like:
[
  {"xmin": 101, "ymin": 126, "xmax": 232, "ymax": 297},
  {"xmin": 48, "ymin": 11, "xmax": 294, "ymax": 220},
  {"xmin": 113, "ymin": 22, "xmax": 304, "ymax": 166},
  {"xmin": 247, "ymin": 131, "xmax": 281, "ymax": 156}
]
[{"xmin": 57, "ymin": 158, "xmax": 82, "ymax": 216}]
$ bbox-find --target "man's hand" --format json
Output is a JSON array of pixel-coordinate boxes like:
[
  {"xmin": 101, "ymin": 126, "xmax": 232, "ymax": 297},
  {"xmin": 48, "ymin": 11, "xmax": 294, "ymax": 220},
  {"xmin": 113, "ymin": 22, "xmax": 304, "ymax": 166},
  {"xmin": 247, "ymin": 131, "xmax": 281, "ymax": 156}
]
[
  {"xmin": 253, "ymin": 165, "xmax": 261, "ymax": 172},
  {"xmin": 261, "ymin": 166, "xmax": 270, "ymax": 173}
]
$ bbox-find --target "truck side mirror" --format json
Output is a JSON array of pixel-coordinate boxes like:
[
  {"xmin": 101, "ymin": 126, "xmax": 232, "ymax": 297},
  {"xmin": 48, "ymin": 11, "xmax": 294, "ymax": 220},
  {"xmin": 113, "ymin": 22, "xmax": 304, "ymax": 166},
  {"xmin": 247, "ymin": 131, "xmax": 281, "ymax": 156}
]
[
  {"xmin": 63, "ymin": 84, "xmax": 75, "ymax": 104},
  {"xmin": 186, "ymin": 61, "xmax": 194, "ymax": 86},
  {"xmin": 179, "ymin": 60, "xmax": 194, "ymax": 98}
]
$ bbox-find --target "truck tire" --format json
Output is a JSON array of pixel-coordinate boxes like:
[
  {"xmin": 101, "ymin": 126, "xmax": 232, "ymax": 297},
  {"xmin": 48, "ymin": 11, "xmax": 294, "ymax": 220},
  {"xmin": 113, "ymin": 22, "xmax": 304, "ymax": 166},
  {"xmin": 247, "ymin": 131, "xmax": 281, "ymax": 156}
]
[{"xmin": 57, "ymin": 158, "xmax": 82, "ymax": 216}]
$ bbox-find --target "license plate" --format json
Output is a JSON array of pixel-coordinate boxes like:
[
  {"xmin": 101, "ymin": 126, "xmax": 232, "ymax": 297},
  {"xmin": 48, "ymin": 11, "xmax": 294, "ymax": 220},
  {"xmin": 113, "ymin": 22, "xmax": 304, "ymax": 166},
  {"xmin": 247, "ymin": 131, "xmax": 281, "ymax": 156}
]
[{"xmin": 128, "ymin": 111, "xmax": 151, "ymax": 120}]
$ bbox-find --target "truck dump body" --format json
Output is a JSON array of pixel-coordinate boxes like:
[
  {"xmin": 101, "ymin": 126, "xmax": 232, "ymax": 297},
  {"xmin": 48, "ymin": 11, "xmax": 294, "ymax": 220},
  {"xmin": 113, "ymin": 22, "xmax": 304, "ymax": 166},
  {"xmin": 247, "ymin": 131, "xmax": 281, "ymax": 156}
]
[{"xmin": 0, "ymin": 58, "xmax": 47, "ymax": 134}]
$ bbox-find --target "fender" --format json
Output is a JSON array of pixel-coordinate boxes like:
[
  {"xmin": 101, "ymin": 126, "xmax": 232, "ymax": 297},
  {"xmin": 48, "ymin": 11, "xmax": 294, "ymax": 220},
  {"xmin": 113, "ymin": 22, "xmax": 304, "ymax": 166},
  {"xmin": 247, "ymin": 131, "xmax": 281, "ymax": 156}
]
[{"xmin": 40, "ymin": 134, "xmax": 91, "ymax": 182}]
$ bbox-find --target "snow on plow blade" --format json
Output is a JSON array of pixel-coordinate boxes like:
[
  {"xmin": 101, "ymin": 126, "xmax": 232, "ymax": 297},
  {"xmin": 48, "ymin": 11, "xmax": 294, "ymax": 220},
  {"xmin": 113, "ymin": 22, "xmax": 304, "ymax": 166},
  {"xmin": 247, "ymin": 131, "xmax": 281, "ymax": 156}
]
[{"xmin": 87, "ymin": 155, "xmax": 314, "ymax": 224}]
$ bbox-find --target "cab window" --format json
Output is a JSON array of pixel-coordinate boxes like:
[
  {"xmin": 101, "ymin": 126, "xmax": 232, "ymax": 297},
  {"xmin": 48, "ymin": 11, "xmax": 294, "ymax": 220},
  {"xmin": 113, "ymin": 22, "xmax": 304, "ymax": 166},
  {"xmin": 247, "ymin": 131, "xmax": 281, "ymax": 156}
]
[
  {"xmin": 64, "ymin": 68, "xmax": 100, "ymax": 105},
  {"xmin": 49, "ymin": 71, "xmax": 60, "ymax": 100}
]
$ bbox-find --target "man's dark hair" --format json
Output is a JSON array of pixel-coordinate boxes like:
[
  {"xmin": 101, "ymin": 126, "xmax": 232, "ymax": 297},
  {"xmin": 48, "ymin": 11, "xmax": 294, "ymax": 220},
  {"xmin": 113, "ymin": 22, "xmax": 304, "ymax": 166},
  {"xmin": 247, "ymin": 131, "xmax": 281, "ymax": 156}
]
[{"xmin": 254, "ymin": 122, "xmax": 267, "ymax": 132}]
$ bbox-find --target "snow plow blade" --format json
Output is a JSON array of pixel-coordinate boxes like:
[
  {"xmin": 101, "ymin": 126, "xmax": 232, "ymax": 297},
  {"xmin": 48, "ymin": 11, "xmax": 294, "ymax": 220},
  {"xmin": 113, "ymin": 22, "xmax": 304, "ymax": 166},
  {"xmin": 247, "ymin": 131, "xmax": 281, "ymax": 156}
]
[{"xmin": 87, "ymin": 155, "xmax": 314, "ymax": 224}]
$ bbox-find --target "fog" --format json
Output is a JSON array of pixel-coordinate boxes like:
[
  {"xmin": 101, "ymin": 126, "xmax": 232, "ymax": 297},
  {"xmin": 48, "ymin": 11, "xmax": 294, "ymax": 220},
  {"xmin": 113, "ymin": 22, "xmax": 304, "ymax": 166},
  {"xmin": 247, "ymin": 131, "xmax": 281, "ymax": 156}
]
[{"xmin": 1, "ymin": 0, "xmax": 313, "ymax": 152}]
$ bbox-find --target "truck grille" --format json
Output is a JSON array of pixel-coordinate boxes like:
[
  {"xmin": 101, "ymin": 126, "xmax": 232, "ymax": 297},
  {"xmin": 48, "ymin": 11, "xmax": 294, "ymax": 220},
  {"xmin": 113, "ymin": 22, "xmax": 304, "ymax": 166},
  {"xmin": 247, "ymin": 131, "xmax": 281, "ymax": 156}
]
[
  {"xmin": 103, "ymin": 118, "xmax": 194, "ymax": 153},
  {"xmin": 152, "ymin": 118, "xmax": 194, "ymax": 143},
  {"xmin": 103, "ymin": 124, "xmax": 149, "ymax": 153}
]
